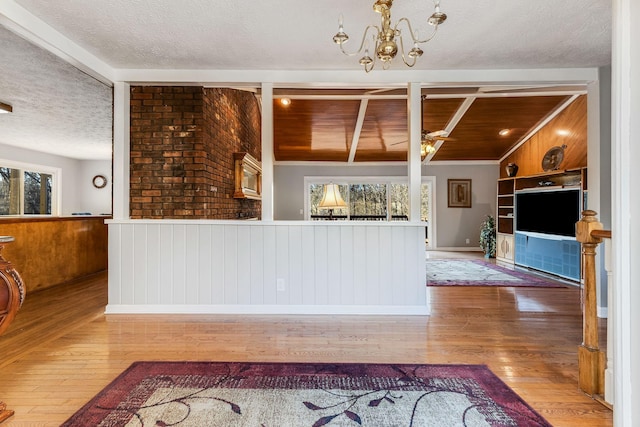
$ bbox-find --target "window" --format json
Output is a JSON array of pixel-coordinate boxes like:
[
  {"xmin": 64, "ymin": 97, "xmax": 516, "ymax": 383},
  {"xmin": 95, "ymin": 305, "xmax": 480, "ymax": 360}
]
[
  {"xmin": 309, "ymin": 183, "xmax": 349, "ymax": 219},
  {"xmin": 0, "ymin": 162, "xmax": 59, "ymax": 216},
  {"xmin": 0, "ymin": 167, "xmax": 20, "ymax": 215},
  {"xmin": 421, "ymin": 182, "xmax": 431, "ymax": 222},
  {"xmin": 350, "ymin": 184, "xmax": 387, "ymax": 219},
  {"xmin": 305, "ymin": 177, "xmax": 432, "ymax": 222},
  {"xmin": 390, "ymin": 183, "xmax": 409, "ymax": 220},
  {"xmin": 421, "ymin": 180, "xmax": 434, "ymax": 247}
]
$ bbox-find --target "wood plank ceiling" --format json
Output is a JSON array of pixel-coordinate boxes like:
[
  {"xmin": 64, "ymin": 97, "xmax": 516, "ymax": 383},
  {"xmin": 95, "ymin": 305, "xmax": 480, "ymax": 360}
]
[{"xmin": 272, "ymin": 87, "xmax": 583, "ymax": 163}]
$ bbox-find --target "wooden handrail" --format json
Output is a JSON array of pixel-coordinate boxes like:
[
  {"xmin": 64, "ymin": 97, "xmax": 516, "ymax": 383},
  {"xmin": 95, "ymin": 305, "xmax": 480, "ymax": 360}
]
[
  {"xmin": 575, "ymin": 210, "xmax": 610, "ymax": 398},
  {"xmin": 591, "ymin": 229, "xmax": 612, "ymax": 240}
]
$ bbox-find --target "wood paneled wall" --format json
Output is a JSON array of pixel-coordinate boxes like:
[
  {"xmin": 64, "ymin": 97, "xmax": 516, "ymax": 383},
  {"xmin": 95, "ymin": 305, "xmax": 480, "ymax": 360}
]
[
  {"xmin": 0, "ymin": 217, "xmax": 108, "ymax": 292},
  {"xmin": 107, "ymin": 221, "xmax": 427, "ymax": 315},
  {"xmin": 500, "ymin": 95, "xmax": 587, "ymax": 178}
]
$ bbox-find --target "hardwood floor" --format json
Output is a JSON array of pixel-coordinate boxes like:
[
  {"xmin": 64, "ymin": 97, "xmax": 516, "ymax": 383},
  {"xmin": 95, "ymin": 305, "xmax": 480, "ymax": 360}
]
[{"xmin": 0, "ymin": 262, "xmax": 612, "ymax": 426}]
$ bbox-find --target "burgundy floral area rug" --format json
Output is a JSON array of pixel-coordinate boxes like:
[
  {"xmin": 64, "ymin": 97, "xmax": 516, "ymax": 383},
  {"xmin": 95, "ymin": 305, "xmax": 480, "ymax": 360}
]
[
  {"xmin": 427, "ymin": 259, "xmax": 567, "ymax": 287},
  {"xmin": 62, "ymin": 361, "xmax": 552, "ymax": 427}
]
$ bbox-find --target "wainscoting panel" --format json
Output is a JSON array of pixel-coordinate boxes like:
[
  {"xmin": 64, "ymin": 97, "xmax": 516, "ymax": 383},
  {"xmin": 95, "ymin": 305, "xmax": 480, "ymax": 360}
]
[
  {"xmin": 0, "ymin": 216, "xmax": 109, "ymax": 293},
  {"xmin": 106, "ymin": 221, "xmax": 428, "ymax": 315}
]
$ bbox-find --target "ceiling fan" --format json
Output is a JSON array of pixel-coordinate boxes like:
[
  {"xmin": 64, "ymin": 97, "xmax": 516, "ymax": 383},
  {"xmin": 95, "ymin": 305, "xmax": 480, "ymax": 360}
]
[
  {"xmin": 391, "ymin": 129, "xmax": 456, "ymax": 158},
  {"xmin": 421, "ymin": 129, "xmax": 455, "ymax": 143},
  {"xmin": 390, "ymin": 129, "xmax": 454, "ymax": 144},
  {"xmin": 390, "ymin": 129, "xmax": 455, "ymax": 160},
  {"xmin": 389, "ymin": 95, "xmax": 456, "ymax": 159},
  {"xmin": 419, "ymin": 130, "xmax": 455, "ymax": 160}
]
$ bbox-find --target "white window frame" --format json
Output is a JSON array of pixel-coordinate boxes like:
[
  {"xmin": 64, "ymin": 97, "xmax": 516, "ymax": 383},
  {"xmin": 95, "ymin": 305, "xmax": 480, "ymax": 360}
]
[
  {"xmin": 422, "ymin": 176, "xmax": 437, "ymax": 249},
  {"xmin": 304, "ymin": 176, "xmax": 406, "ymax": 220},
  {"xmin": 304, "ymin": 176, "xmax": 435, "ymax": 241},
  {"xmin": 0, "ymin": 159, "xmax": 61, "ymax": 216}
]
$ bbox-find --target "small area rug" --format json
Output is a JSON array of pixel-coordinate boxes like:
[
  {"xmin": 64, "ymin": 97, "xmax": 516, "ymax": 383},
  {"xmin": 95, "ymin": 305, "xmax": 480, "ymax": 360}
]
[
  {"xmin": 427, "ymin": 259, "xmax": 566, "ymax": 287},
  {"xmin": 62, "ymin": 361, "xmax": 552, "ymax": 426}
]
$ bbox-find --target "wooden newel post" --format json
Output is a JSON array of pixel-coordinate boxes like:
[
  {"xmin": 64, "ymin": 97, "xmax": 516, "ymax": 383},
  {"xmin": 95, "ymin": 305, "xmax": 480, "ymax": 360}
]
[
  {"xmin": 575, "ymin": 210, "xmax": 605, "ymax": 396},
  {"xmin": 0, "ymin": 236, "xmax": 26, "ymax": 423}
]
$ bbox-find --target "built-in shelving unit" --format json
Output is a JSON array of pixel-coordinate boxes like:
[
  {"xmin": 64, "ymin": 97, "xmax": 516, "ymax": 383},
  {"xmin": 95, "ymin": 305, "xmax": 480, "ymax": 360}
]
[
  {"xmin": 513, "ymin": 168, "xmax": 583, "ymax": 191},
  {"xmin": 496, "ymin": 178, "xmax": 515, "ymax": 264},
  {"xmin": 496, "ymin": 167, "xmax": 586, "ymax": 272},
  {"xmin": 497, "ymin": 178, "xmax": 515, "ymax": 234}
]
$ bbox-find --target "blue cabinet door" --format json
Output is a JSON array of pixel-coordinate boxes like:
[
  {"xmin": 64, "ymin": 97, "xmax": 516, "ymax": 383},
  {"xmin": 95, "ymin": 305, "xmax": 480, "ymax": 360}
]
[{"xmin": 514, "ymin": 232, "xmax": 581, "ymax": 281}]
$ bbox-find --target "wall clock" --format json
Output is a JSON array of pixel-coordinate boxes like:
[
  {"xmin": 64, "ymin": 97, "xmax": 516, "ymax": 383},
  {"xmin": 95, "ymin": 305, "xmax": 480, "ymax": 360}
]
[{"xmin": 92, "ymin": 175, "xmax": 107, "ymax": 189}]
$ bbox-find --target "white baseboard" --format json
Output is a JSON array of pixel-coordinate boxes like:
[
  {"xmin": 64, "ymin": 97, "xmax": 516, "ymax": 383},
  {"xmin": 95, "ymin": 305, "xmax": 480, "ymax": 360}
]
[
  {"xmin": 604, "ymin": 368, "xmax": 615, "ymax": 405},
  {"xmin": 105, "ymin": 304, "xmax": 430, "ymax": 316},
  {"xmin": 429, "ymin": 247, "xmax": 483, "ymax": 252},
  {"xmin": 597, "ymin": 306, "xmax": 608, "ymax": 319}
]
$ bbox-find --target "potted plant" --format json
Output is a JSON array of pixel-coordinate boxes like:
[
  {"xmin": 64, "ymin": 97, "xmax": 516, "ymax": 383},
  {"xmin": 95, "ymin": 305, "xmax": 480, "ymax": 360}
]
[{"xmin": 479, "ymin": 215, "xmax": 496, "ymax": 258}]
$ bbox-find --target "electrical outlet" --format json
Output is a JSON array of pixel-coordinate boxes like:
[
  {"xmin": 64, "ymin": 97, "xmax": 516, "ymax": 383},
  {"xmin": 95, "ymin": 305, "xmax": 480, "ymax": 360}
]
[
  {"xmin": 465, "ymin": 238, "xmax": 470, "ymax": 244},
  {"xmin": 277, "ymin": 278, "xmax": 286, "ymax": 291},
  {"xmin": 299, "ymin": 208, "xmax": 304, "ymax": 215}
]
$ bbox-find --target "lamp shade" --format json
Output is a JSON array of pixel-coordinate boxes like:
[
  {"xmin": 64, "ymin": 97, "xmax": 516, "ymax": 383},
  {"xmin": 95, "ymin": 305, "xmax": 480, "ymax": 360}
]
[{"xmin": 318, "ymin": 184, "xmax": 346, "ymax": 210}]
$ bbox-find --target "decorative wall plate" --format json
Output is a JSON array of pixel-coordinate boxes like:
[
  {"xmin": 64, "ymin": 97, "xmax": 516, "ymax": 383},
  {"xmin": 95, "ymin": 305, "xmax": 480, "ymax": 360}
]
[{"xmin": 541, "ymin": 144, "xmax": 567, "ymax": 171}]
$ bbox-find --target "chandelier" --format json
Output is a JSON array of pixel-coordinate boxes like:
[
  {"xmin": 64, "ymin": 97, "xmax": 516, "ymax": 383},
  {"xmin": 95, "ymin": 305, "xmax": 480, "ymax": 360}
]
[{"xmin": 332, "ymin": 0, "xmax": 447, "ymax": 73}]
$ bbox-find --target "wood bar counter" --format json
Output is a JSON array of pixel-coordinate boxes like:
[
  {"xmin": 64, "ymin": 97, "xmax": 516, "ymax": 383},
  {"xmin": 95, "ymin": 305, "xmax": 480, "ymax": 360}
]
[{"xmin": 0, "ymin": 216, "xmax": 108, "ymax": 293}]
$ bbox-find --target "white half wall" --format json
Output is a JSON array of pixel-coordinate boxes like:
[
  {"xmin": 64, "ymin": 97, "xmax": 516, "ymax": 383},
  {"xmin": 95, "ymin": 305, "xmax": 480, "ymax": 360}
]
[{"xmin": 106, "ymin": 220, "xmax": 428, "ymax": 315}]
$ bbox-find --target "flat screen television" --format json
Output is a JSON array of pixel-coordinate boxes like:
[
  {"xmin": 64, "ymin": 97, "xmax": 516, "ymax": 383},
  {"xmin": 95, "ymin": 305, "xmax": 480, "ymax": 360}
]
[{"xmin": 515, "ymin": 188, "xmax": 581, "ymax": 237}]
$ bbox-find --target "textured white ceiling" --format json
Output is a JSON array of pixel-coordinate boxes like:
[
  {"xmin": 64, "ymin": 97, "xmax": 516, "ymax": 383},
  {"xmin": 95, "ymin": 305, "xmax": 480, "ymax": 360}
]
[
  {"xmin": 0, "ymin": 0, "xmax": 612, "ymax": 160},
  {"xmin": 11, "ymin": 0, "xmax": 611, "ymax": 70},
  {"xmin": 0, "ymin": 25, "xmax": 112, "ymax": 160}
]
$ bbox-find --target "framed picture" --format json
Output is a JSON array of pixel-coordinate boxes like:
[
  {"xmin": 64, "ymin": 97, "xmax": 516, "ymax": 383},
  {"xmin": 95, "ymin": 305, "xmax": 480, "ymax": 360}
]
[{"xmin": 448, "ymin": 179, "xmax": 472, "ymax": 208}]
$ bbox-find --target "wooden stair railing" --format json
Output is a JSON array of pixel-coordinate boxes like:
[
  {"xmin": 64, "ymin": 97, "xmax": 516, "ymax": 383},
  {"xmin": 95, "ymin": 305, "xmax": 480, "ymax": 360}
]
[
  {"xmin": 575, "ymin": 210, "xmax": 611, "ymax": 399},
  {"xmin": 0, "ymin": 236, "xmax": 26, "ymax": 424}
]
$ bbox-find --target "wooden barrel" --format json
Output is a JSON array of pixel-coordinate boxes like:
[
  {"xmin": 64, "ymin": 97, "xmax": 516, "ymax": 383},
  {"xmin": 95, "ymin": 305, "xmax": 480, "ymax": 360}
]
[{"xmin": 0, "ymin": 236, "xmax": 25, "ymax": 335}]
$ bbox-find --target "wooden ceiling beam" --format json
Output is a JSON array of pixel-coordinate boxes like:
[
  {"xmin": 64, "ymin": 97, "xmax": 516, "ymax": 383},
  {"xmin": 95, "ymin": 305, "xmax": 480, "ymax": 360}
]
[
  {"xmin": 268, "ymin": 87, "xmax": 586, "ymax": 101},
  {"xmin": 348, "ymin": 99, "xmax": 369, "ymax": 163},
  {"xmin": 424, "ymin": 97, "xmax": 476, "ymax": 163}
]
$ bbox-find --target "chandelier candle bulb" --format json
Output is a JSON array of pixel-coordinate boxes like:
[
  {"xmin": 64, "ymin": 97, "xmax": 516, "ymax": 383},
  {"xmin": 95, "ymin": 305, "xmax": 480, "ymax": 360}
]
[{"xmin": 333, "ymin": 13, "xmax": 349, "ymax": 45}]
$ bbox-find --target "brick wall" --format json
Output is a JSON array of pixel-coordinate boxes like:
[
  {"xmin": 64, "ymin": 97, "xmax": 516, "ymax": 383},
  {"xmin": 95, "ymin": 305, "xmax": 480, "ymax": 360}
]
[
  {"xmin": 203, "ymin": 88, "xmax": 261, "ymax": 219},
  {"xmin": 130, "ymin": 86, "xmax": 261, "ymax": 219}
]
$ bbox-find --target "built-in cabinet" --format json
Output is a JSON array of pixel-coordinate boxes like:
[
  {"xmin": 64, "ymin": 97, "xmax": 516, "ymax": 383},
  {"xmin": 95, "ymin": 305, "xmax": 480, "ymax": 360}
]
[
  {"xmin": 514, "ymin": 233, "xmax": 581, "ymax": 281},
  {"xmin": 496, "ymin": 168, "xmax": 586, "ymax": 281},
  {"xmin": 496, "ymin": 178, "xmax": 515, "ymax": 265},
  {"xmin": 496, "ymin": 233, "xmax": 514, "ymax": 262}
]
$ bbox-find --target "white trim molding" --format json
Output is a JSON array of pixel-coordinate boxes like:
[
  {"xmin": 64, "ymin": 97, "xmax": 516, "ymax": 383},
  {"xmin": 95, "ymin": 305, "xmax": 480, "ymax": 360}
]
[
  {"xmin": 612, "ymin": 0, "xmax": 637, "ymax": 424},
  {"xmin": 105, "ymin": 304, "xmax": 429, "ymax": 316}
]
